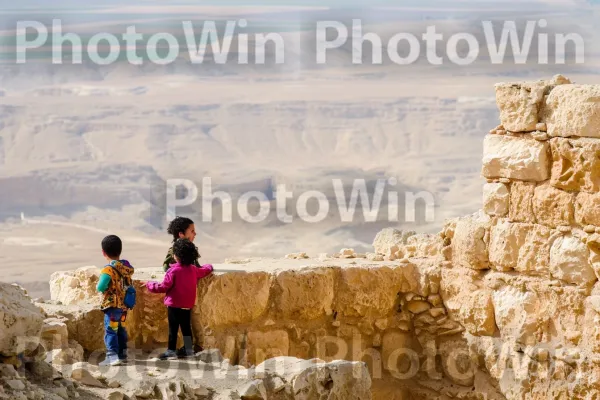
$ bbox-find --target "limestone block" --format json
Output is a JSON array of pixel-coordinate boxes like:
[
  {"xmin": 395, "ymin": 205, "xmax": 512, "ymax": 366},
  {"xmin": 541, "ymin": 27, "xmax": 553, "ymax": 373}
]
[
  {"xmin": 576, "ymin": 192, "xmax": 600, "ymax": 226},
  {"xmin": 465, "ymin": 335, "xmax": 535, "ymax": 398},
  {"xmin": 451, "ymin": 212, "xmax": 491, "ymax": 270},
  {"xmin": 237, "ymin": 379, "xmax": 267, "ymax": 399},
  {"xmin": 40, "ymin": 303, "xmax": 106, "ymax": 353},
  {"xmin": 47, "ymin": 340, "xmax": 84, "ymax": 366},
  {"xmin": 440, "ymin": 268, "xmax": 496, "ymax": 336},
  {"xmin": 404, "ymin": 258, "xmax": 442, "ymax": 297},
  {"xmin": 544, "ymin": 84, "xmax": 600, "ymax": 138},
  {"xmin": 509, "ymin": 181, "xmax": 536, "ymax": 223},
  {"xmin": 372, "ymin": 228, "xmax": 416, "ymax": 258},
  {"xmin": 582, "ymin": 299, "xmax": 600, "ymax": 353},
  {"xmin": 549, "ymin": 235, "xmax": 597, "ymax": 286},
  {"xmin": 274, "ymin": 268, "xmax": 334, "ymax": 321},
  {"xmin": 0, "ymin": 283, "xmax": 45, "ymax": 357},
  {"xmin": 550, "ymin": 137, "xmax": 600, "ymax": 193},
  {"xmin": 492, "ymin": 286, "xmax": 542, "ymax": 346},
  {"xmin": 438, "ymin": 337, "xmax": 475, "ymax": 387},
  {"xmin": 488, "ymin": 221, "xmax": 552, "ymax": 275},
  {"xmin": 494, "ymin": 81, "xmax": 549, "ymax": 132},
  {"xmin": 49, "ymin": 266, "xmax": 102, "ymax": 306},
  {"xmin": 335, "ymin": 266, "xmax": 407, "ymax": 318},
  {"xmin": 381, "ymin": 331, "xmax": 417, "ymax": 376},
  {"xmin": 246, "ymin": 331, "xmax": 289, "ymax": 366},
  {"xmin": 404, "ymin": 234, "xmax": 443, "ymax": 258},
  {"xmin": 256, "ymin": 357, "xmax": 371, "ymax": 400},
  {"xmin": 40, "ymin": 318, "xmax": 69, "ymax": 350},
  {"xmin": 200, "ymin": 272, "xmax": 271, "ymax": 328},
  {"xmin": 587, "ymin": 234, "xmax": 600, "ymax": 279},
  {"xmin": 482, "ymin": 134, "xmax": 550, "ymax": 181},
  {"xmin": 70, "ymin": 363, "xmax": 105, "ymax": 388},
  {"xmin": 482, "ymin": 183, "xmax": 509, "ymax": 217},
  {"xmin": 532, "ymin": 183, "xmax": 575, "ymax": 228}
]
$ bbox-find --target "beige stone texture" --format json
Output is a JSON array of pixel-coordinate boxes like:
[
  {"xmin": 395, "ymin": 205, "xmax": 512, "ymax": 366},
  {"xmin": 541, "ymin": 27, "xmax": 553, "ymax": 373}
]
[
  {"xmin": 485, "ymin": 272, "xmax": 588, "ymax": 349},
  {"xmin": 586, "ymin": 233, "xmax": 600, "ymax": 280},
  {"xmin": 495, "ymin": 78, "xmax": 568, "ymax": 132},
  {"xmin": 549, "ymin": 235, "xmax": 597, "ymax": 286},
  {"xmin": 371, "ymin": 229, "xmax": 441, "ymax": 261},
  {"xmin": 246, "ymin": 330, "xmax": 290, "ymax": 366},
  {"xmin": 199, "ymin": 272, "xmax": 272, "ymax": 328},
  {"xmin": 482, "ymin": 182, "xmax": 509, "ymax": 217},
  {"xmin": 509, "ymin": 181, "xmax": 536, "ymax": 223},
  {"xmin": 440, "ymin": 268, "xmax": 496, "ymax": 337},
  {"xmin": 488, "ymin": 220, "xmax": 552, "ymax": 275},
  {"xmin": 49, "ymin": 266, "xmax": 102, "ymax": 306},
  {"xmin": 335, "ymin": 266, "xmax": 406, "ymax": 318},
  {"xmin": 0, "ymin": 283, "xmax": 45, "ymax": 357},
  {"xmin": 532, "ymin": 183, "xmax": 575, "ymax": 228},
  {"xmin": 544, "ymin": 84, "xmax": 600, "ymax": 138},
  {"xmin": 372, "ymin": 228, "xmax": 415, "ymax": 257},
  {"xmin": 482, "ymin": 134, "xmax": 550, "ymax": 181},
  {"xmin": 273, "ymin": 268, "xmax": 335, "ymax": 321},
  {"xmin": 256, "ymin": 357, "xmax": 372, "ymax": 400},
  {"xmin": 40, "ymin": 302, "xmax": 105, "ymax": 353},
  {"xmin": 40, "ymin": 317, "xmax": 69, "ymax": 351},
  {"xmin": 438, "ymin": 337, "xmax": 475, "ymax": 387},
  {"xmin": 550, "ymin": 137, "xmax": 600, "ymax": 193},
  {"xmin": 451, "ymin": 212, "xmax": 491, "ymax": 270},
  {"xmin": 491, "ymin": 285, "xmax": 544, "ymax": 347},
  {"xmin": 575, "ymin": 192, "xmax": 600, "ymax": 226}
]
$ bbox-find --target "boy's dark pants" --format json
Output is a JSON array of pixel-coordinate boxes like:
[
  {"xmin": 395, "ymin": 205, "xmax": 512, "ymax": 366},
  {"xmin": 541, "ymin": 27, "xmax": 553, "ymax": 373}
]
[
  {"xmin": 167, "ymin": 307, "xmax": 193, "ymax": 352},
  {"xmin": 103, "ymin": 307, "xmax": 128, "ymax": 360}
]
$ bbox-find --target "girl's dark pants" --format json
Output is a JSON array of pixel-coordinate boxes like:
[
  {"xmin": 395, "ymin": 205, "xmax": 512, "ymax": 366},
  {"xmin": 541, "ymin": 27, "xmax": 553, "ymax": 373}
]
[{"xmin": 167, "ymin": 307, "xmax": 193, "ymax": 352}]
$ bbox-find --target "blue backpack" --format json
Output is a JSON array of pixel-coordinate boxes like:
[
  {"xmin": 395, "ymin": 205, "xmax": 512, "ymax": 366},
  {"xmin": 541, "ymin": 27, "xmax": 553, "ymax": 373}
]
[{"xmin": 110, "ymin": 266, "xmax": 137, "ymax": 310}]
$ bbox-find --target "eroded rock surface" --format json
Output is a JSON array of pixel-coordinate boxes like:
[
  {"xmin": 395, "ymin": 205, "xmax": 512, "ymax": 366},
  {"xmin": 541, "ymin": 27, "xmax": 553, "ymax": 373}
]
[{"xmin": 0, "ymin": 283, "xmax": 45, "ymax": 357}]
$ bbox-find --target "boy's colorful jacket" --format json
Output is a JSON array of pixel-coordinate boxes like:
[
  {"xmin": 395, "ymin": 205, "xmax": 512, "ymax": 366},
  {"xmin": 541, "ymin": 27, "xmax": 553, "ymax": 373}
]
[
  {"xmin": 162, "ymin": 245, "xmax": 201, "ymax": 272},
  {"xmin": 96, "ymin": 260, "xmax": 135, "ymax": 310},
  {"xmin": 146, "ymin": 262, "xmax": 213, "ymax": 309}
]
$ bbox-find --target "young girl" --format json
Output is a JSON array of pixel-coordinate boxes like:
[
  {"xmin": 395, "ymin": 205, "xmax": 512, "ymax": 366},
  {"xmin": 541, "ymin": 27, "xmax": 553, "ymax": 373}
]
[
  {"xmin": 163, "ymin": 216, "xmax": 201, "ymax": 272},
  {"xmin": 144, "ymin": 238, "xmax": 213, "ymax": 360}
]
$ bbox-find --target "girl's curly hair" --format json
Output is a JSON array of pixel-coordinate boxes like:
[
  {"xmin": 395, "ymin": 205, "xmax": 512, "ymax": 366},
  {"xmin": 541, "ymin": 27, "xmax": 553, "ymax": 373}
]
[
  {"xmin": 173, "ymin": 239, "xmax": 200, "ymax": 266},
  {"xmin": 167, "ymin": 216, "xmax": 194, "ymax": 242}
]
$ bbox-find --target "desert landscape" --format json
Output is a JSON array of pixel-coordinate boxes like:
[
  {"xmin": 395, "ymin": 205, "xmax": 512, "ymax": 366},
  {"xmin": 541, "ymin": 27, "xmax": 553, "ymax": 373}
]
[{"xmin": 0, "ymin": 0, "xmax": 598, "ymax": 297}]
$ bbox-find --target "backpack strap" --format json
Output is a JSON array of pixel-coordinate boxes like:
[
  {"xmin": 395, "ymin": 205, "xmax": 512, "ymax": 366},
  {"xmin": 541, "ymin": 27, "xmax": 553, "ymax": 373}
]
[{"xmin": 108, "ymin": 264, "xmax": 128, "ymax": 287}]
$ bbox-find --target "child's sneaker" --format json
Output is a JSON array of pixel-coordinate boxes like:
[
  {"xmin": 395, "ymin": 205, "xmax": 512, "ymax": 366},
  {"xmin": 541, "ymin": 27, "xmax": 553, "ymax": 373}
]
[
  {"xmin": 176, "ymin": 346, "xmax": 195, "ymax": 359},
  {"xmin": 158, "ymin": 350, "xmax": 178, "ymax": 360},
  {"xmin": 99, "ymin": 356, "xmax": 122, "ymax": 367}
]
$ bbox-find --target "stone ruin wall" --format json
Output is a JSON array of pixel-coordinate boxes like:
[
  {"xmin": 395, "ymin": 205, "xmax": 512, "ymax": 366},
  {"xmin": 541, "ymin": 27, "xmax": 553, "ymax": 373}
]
[{"xmin": 38, "ymin": 75, "xmax": 600, "ymax": 400}]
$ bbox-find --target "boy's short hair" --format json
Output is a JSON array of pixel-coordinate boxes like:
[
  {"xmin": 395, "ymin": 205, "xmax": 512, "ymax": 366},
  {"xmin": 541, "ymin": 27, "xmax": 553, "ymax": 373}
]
[
  {"xmin": 172, "ymin": 239, "xmax": 199, "ymax": 266},
  {"xmin": 167, "ymin": 216, "xmax": 194, "ymax": 241},
  {"xmin": 102, "ymin": 235, "xmax": 122, "ymax": 258}
]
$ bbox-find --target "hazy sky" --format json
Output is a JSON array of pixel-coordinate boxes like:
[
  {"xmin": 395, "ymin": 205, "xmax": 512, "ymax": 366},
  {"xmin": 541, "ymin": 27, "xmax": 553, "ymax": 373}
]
[{"xmin": 0, "ymin": 0, "xmax": 584, "ymax": 9}]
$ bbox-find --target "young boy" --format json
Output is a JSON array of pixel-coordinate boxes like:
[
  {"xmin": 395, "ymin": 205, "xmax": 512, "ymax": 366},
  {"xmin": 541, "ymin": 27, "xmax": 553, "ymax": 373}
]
[
  {"xmin": 163, "ymin": 216, "xmax": 202, "ymax": 271},
  {"xmin": 96, "ymin": 235, "xmax": 135, "ymax": 367}
]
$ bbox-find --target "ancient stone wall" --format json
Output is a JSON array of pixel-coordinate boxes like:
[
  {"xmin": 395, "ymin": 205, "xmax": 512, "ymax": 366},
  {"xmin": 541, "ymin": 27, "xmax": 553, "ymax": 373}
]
[{"xmin": 441, "ymin": 75, "xmax": 600, "ymax": 399}]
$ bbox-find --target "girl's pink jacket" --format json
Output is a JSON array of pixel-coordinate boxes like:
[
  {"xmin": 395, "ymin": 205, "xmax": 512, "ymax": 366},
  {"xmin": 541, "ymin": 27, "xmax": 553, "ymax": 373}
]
[{"xmin": 146, "ymin": 262, "xmax": 213, "ymax": 309}]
